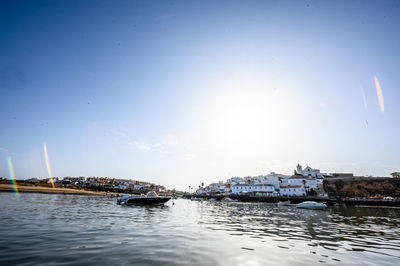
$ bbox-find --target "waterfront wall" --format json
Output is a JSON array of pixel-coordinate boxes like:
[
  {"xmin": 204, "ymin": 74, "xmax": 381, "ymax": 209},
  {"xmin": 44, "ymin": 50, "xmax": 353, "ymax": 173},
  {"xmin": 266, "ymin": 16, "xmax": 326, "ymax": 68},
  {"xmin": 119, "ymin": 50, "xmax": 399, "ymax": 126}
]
[{"xmin": 187, "ymin": 195, "xmax": 400, "ymax": 207}]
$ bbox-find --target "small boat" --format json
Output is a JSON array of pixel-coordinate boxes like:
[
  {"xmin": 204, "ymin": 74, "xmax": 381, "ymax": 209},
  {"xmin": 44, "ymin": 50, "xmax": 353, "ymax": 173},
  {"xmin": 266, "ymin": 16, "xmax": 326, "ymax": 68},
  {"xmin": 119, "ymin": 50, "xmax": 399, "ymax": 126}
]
[
  {"xmin": 191, "ymin": 197, "xmax": 202, "ymax": 201},
  {"xmin": 296, "ymin": 201, "xmax": 327, "ymax": 210},
  {"xmin": 221, "ymin": 197, "xmax": 232, "ymax": 202},
  {"xmin": 277, "ymin": 200, "xmax": 290, "ymax": 206},
  {"xmin": 221, "ymin": 197, "xmax": 238, "ymax": 202},
  {"xmin": 117, "ymin": 191, "xmax": 171, "ymax": 205}
]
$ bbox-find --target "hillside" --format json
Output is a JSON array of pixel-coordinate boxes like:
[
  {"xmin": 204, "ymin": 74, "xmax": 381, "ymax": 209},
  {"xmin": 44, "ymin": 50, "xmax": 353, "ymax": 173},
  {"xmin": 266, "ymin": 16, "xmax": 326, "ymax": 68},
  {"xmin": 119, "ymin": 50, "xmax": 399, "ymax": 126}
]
[{"xmin": 323, "ymin": 177, "xmax": 400, "ymax": 198}]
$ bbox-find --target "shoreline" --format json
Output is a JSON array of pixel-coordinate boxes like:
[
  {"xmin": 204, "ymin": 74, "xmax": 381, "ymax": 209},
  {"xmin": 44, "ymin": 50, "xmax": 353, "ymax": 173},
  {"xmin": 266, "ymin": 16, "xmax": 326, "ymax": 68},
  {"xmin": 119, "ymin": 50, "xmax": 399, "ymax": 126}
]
[
  {"xmin": 188, "ymin": 195, "xmax": 400, "ymax": 207},
  {"xmin": 0, "ymin": 184, "xmax": 115, "ymax": 196}
]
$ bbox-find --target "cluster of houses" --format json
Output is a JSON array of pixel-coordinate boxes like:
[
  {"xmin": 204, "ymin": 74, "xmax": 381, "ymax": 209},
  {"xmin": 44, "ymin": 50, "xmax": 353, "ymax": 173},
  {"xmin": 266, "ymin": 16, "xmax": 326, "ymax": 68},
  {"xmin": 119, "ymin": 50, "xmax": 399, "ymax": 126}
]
[
  {"xmin": 195, "ymin": 164, "xmax": 337, "ymax": 197},
  {"xmin": 24, "ymin": 176, "xmax": 166, "ymax": 193}
]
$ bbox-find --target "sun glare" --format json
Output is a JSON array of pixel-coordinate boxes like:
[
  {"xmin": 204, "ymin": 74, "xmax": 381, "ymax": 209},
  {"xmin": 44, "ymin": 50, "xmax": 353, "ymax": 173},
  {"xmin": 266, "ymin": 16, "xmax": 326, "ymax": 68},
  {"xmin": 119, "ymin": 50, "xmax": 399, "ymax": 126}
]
[{"xmin": 197, "ymin": 78, "xmax": 298, "ymax": 157}]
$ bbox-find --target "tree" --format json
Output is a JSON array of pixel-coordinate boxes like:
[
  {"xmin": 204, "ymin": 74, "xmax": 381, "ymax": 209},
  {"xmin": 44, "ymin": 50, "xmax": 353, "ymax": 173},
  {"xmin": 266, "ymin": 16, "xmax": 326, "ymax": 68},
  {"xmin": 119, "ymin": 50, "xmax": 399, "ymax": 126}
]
[
  {"xmin": 307, "ymin": 189, "xmax": 317, "ymax": 197},
  {"xmin": 201, "ymin": 182, "xmax": 204, "ymax": 187},
  {"xmin": 391, "ymin": 172, "xmax": 400, "ymax": 178}
]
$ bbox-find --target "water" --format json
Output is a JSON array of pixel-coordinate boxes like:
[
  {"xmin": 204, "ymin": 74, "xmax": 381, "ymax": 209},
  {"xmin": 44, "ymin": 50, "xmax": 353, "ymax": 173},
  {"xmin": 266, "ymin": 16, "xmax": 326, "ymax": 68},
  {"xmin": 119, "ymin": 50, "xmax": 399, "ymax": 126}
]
[{"xmin": 0, "ymin": 193, "xmax": 399, "ymax": 266}]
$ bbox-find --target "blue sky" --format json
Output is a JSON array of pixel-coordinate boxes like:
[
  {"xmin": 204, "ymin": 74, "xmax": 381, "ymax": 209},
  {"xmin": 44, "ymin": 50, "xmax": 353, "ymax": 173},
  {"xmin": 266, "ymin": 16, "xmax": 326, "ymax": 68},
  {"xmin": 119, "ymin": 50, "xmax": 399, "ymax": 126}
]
[{"xmin": 1, "ymin": 0, "xmax": 399, "ymax": 190}]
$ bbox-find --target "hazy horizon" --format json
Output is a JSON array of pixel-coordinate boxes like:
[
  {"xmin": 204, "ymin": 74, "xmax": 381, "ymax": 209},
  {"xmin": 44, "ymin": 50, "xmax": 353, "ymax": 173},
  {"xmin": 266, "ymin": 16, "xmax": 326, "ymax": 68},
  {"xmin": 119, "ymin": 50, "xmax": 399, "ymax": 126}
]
[{"xmin": 1, "ymin": 0, "xmax": 399, "ymax": 190}]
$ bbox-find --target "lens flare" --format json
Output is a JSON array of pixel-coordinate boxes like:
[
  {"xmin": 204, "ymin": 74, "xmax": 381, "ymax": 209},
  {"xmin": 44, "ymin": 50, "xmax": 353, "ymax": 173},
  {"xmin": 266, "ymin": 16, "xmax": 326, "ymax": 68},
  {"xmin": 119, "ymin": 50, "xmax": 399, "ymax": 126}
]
[
  {"xmin": 44, "ymin": 144, "xmax": 55, "ymax": 188},
  {"xmin": 374, "ymin": 76, "xmax": 384, "ymax": 113},
  {"xmin": 7, "ymin": 156, "xmax": 18, "ymax": 195},
  {"xmin": 360, "ymin": 85, "xmax": 367, "ymax": 109}
]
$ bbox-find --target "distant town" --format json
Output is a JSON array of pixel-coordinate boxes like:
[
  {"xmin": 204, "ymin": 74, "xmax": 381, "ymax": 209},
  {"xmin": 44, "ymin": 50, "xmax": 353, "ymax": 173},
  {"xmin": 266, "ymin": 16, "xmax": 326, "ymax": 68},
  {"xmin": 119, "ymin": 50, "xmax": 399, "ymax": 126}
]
[
  {"xmin": 1, "ymin": 164, "xmax": 399, "ymax": 199},
  {"xmin": 0, "ymin": 175, "xmax": 170, "ymax": 195},
  {"xmin": 191, "ymin": 164, "xmax": 400, "ymax": 199}
]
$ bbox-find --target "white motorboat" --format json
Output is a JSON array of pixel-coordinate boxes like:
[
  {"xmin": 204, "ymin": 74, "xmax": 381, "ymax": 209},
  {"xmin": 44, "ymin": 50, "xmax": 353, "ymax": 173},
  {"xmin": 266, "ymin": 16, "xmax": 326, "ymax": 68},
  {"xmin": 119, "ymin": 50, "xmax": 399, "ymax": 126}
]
[{"xmin": 296, "ymin": 201, "xmax": 327, "ymax": 210}]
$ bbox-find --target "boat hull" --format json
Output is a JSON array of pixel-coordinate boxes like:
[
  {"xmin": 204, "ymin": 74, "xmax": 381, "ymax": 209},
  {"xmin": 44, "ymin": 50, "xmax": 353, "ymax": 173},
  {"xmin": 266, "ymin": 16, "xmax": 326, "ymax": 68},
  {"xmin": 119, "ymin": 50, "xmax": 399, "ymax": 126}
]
[
  {"xmin": 296, "ymin": 202, "xmax": 327, "ymax": 210},
  {"xmin": 296, "ymin": 205, "xmax": 326, "ymax": 210},
  {"xmin": 125, "ymin": 197, "xmax": 171, "ymax": 205}
]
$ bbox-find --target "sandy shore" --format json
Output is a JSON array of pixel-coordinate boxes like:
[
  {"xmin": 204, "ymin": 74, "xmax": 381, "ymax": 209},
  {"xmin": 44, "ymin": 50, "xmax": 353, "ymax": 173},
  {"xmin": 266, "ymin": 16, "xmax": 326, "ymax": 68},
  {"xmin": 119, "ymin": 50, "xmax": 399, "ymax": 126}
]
[{"xmin": 0, "ymin": 184, "xmax": 115, "ymax": 196}]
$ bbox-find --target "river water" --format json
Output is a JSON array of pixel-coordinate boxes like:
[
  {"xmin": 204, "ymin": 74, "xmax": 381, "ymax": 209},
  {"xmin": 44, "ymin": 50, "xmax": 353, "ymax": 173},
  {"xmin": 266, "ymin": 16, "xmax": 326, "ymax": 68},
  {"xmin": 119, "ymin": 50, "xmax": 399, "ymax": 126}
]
[{"xmin": 0, "ymin": 193, "xmax": 399, "ymax": 266}]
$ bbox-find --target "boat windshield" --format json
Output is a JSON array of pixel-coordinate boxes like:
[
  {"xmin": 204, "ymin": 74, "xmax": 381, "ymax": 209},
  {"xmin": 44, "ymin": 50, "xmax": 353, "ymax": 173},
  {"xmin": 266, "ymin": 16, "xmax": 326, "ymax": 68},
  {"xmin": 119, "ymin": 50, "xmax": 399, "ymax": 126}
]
[{"xmin": 146, "ymin": 191, "xmax": 158, "ymax": 197}]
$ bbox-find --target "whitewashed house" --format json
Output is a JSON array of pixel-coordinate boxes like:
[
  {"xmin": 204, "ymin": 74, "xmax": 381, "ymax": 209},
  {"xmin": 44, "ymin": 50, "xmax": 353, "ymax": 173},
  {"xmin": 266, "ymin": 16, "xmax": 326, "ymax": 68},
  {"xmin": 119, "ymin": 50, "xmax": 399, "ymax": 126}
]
[
  {"xmin": 251, "ymin": 184, "xmax": 275, "ymax": 194},
  {"xmin": 196, "ymin": 187, "xmax": 208, "ymax": 195},
  {"xmin": 261, "ymin": 172, "xmax": 290, "ymax": 190},
  {"xmin": 232, "ymin": 184, "xmax": 275, "ymax": 195},
  {"xmin": 279, "ymin": 186, "xmax": 306, "ymax": 196},
  {"xmin": 227, "ymin": 177, "xmax": 245, "ymax": 185},
  {"xmin": 115, "ymin": 184, "xmax": 128, "ymax": 190},
  {"xmin": 305, "ymin": 179, "xmax": 319, "ymax": 190},
  {"xmin": 134, "ymin": 184, "xmax": 144, "ymax": 190},
  {"xmin": 232, "ymin": 184, "xmax": 250, "ymax": 194},
  {"xmin": 288, "ymin": 177, "xmax": 306, "ymax": 186}
]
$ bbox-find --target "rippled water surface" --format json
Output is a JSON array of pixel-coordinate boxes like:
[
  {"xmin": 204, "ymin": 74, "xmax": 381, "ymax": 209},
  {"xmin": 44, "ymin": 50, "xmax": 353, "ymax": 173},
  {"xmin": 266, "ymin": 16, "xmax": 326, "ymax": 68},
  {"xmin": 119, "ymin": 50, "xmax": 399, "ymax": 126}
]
[{"xmin": 1, "ymin": 193, "xmax": 399, "ymax": 265}]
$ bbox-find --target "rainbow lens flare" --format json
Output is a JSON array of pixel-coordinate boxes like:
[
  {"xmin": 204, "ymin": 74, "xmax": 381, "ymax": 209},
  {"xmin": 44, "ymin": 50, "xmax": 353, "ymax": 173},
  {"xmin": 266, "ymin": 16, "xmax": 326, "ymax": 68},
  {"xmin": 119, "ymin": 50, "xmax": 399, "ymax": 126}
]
[
  {"xmin": 7, "ymin": 156, "xmax": 18, "ymax": 195},
  {"xmin": 374, "ymin": 76, "xmax": 384, "ymax": 113},
  {"xmin": 44, "ymin": 144, "xmax": 55, "ymax": 188}
]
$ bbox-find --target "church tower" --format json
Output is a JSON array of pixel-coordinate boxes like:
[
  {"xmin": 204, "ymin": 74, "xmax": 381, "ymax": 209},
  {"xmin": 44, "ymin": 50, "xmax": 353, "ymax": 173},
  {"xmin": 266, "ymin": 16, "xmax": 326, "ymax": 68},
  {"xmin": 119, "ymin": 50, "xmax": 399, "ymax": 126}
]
[{"xmin": 296, "ymin": 163, "xmax": 303, "ymax": 175}]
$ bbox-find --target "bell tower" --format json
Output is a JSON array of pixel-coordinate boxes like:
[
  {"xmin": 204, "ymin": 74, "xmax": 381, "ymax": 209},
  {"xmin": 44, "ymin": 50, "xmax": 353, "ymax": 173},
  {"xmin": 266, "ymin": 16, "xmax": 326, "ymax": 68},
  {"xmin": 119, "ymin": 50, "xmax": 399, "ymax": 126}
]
[{"xmin": 296, "ymin": 163, "xmax": 302, "ymax": 175}]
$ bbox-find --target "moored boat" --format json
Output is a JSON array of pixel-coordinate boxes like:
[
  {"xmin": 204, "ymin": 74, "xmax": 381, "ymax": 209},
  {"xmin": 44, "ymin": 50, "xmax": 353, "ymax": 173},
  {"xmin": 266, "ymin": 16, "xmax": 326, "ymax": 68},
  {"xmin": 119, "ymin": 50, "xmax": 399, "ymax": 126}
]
[
  {"xmin": 117, "ymin": 191, "xmax": 171, "ymax": 205},
  {"xmin": 221, "ymin": 197, "xmax": 238, "ymax": 202},
  {"xmin": 277, "ymin": 200, "xmax": 290, "ymax": 206},
  {"xmin": 296, "ymin": 201, "xmax": 327, "ymax": 210},
  {"xmin": 191, "ymin": 197, "xmax": 202, "ymax": 201}
]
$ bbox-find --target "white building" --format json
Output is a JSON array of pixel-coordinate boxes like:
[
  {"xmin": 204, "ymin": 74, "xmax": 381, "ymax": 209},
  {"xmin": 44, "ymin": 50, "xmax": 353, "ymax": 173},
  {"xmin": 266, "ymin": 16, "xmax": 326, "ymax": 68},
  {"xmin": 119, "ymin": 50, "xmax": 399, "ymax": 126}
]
[
  {"xmin": 209, "ymin": 183, "xmax": 220, "ymax": 192},
  {"xmin": 279, "ymin": 186, "xmax": 306, "ymax": 196},
  {"xmin": 304, "ymin": 179, "xmax": 320, "ymax": 190},
  {"xmin": 231, "ymin": 184, "xmax": 275, "ymax": 195},
  {"xmin": 296, "ymin": 164, "xmax": 324, "ymax": 178},
  {"xmin": 288, "ymin": 177, "xmax": 306, "ymax": 187},
  {"xmin": 251, "ymin": 184, "xmax": 275, "ymax": 193},
  {"xmin": 134, "ymin": 184, "xmax": 144, "ymax": 190},
  {"xmin": 227, "ymin": 177, "xmax": 245, "ymax": 185},
  {"xmin": 115, "ymin": 184, "xmax": 128, "ymax": 190},
  {"xmin": 231, "ymin": 184, "xmax": 250, "ymax": 194}
]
